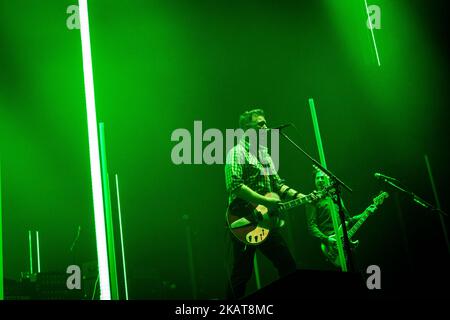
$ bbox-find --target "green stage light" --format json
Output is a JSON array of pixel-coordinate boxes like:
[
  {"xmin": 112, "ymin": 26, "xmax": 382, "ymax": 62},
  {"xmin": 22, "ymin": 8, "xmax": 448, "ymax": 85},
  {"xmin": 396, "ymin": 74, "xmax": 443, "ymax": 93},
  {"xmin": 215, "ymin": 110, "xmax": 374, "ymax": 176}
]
[
  {"xmin": 78, "ymin": 0, "xmax": 111, "ymax": 300},
  {"xmin": 28, "ymin": 230, "xmax": 33, "ymax": 274},
  {"xmin": 364, "ymin": 0, "xmax": 381, "ymax": 66},
  {"xmin": 115, "ymin": 174, "xmax": 129, "ymax": 300},
  {"xmin": 0, "ymin": 162, "xmax": 3, "ymax": 300},
  {"xmin": 99, "ymin": 123, "xmax": 119, "ymax": 300},
  {"xmin": 36, "ymin": 231, "xmax": 41, "ymax": 273}
]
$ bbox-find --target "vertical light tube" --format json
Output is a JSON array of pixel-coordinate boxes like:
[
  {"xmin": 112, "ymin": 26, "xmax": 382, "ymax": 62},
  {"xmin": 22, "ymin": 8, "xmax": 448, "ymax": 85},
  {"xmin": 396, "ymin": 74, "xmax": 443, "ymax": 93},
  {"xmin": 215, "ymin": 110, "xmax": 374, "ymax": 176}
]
[
  {"xmin": 364, "ymin": 0, "xmax": 381, "ymax": 66},
  {"xmin": 98, "ymin": 123, "xmax": 119, "ymax": 299},
  {"xmin": 115, "ymin": 174, "xmax": 129, "ymax": 300},
  {"xmin": 78, "ymin": 0, "xmax": 111, "ymax": 300},
  {"xmin": 253, "ymin": 255, "xmax": 261, "ymax": 290},
  {"xmin": 28, "ymin": 230, "xmax": 33, "ymax": 274},
  {"xmin": 0, "ymin": 162, "xmax": 4, "ymax": 300},
  {"xmin": 36, "ymin": 231, "xmax": 41, "ymax": 273},
  {"xmin": 309, "ymin": 98, "xmax": 347, "ymax": 272}
]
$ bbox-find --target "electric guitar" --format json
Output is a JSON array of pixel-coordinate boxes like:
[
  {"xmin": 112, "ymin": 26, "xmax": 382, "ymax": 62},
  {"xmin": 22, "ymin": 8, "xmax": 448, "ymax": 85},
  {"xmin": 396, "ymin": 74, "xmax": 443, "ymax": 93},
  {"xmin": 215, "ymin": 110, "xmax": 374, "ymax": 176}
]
[
  {"xmin": 226, "ymin": 186, "xmax": 334, "ymax": 245},
  {"xmin": 320, "ymin": 191, "xmax": 389, "ymax": 267}
]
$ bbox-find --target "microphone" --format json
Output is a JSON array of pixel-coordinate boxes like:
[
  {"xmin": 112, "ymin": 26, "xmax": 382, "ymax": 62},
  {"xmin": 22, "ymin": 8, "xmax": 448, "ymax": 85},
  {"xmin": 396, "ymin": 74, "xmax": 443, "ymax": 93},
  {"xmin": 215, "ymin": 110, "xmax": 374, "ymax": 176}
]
[
  {"xmin": 374, "ymin": 172, "xmax": 398, "ymax": 181},
  {"xmin": 267, "ymin": 123, "xmax": 292, "ymax": 131}
]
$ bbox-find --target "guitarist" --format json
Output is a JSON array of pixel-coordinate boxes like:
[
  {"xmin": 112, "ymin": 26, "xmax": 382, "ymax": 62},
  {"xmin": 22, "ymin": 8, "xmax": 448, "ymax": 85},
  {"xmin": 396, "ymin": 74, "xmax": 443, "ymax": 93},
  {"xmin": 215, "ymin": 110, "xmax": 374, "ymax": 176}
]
[
  {"xmin": 225, "ymin": 108, "xmax": 316, "ymax": 299},
  {"xmin": 306, "ymin": 169, "xmax": 376, "ymax": 266}
]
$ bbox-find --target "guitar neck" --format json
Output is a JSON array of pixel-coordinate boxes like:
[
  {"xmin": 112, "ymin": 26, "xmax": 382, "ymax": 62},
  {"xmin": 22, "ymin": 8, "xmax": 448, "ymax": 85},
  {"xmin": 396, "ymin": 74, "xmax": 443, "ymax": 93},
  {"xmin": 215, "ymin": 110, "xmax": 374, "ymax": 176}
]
[
  {"xmin": 348, "ymin": 210, "xmax": 370, "ymax": 238},
  {"xmin": 278, "ymin": 186, "xmax": 337, "ymax": 213},
  {"xmin": 280, "ymin": 197, "xmax": 308, "ymax": 211},
  {"xmin": 346, "ymin": 191, "xmax": 388, "ymax": 239},
  {"xmin": 280, "ymin": 187, "xmax": 332, "ymax": 212}
]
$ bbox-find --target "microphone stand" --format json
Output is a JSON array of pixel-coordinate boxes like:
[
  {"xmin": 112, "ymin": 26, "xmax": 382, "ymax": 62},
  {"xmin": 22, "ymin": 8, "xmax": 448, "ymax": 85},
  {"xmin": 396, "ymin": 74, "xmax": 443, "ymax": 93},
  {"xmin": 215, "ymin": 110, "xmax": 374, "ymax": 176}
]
[
  {"xmin": 378, "ymin": 178, "xmax": 448, "ymax": 217},
  {"xmin": 277, "ymin": 129, "xmax": 356, "ymax": 272},
  {"xmin": 70, "ymin": 226, "xmax": 81, "ymax": 266}
]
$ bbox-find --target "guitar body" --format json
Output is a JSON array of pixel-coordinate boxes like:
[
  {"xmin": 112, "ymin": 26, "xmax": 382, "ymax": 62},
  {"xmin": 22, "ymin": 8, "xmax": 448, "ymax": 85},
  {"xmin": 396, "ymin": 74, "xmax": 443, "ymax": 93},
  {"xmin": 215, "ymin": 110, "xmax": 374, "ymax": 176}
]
[
  {"xmin": 226, "ymin": 186, "xmax": 332, "ymax": 246},
  {"xmin": 320, "ymin": 234, "xmax": 359, "ymax": 268},
  {"xmin": 226, "ymin": 192, "xmax": 284, "ymax": 246},
  {"xmin": 321, "ymin": 242, "xmax": 340, "ymax": 267}
]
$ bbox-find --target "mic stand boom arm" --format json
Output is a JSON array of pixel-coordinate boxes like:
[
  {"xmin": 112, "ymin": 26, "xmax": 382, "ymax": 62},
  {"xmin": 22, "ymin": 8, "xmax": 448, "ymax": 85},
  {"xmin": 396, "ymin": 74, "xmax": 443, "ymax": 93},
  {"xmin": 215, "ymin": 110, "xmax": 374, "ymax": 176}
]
[
  {"xmin": 380, "ymin": 177, "xmax": 448, "ymax": 217},
  {"xmin": 278, "ymin": 130, "xmax": 356, "ymax": 272}
]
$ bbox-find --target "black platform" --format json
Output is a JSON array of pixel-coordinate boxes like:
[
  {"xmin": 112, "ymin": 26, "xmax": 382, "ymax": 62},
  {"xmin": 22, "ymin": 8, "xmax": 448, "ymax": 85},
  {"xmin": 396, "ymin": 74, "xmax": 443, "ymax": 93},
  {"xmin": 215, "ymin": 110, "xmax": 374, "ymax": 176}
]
[{"xmin": 244, "ymin": 269, "xmax": 370, "ymax": 300}]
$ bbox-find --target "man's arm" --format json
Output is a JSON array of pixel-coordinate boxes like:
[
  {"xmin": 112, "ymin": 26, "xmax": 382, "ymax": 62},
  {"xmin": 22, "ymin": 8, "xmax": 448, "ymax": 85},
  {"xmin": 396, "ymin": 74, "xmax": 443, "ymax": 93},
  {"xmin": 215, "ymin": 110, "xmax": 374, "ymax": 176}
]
[
  {"xmin": 235, "ymin": 185, "xmax": 280, "ymax": 209},
  {"xmin": 306, "ymin": 205, "xmax": 330, "ymax": 242},
  {"xmin": 280, "ymin": 184, "xmax": 306, "ymax": 199},
  {"xmin": 349, "ymin": 204, "xmax": 377, "ymax": 223}
]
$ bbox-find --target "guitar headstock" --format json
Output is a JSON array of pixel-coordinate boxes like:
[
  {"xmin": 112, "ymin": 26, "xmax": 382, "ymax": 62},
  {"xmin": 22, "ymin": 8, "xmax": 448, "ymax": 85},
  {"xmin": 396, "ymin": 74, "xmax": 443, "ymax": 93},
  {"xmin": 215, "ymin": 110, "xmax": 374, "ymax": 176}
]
[
  {"xmin": 365, "ymin": 191, "xmax": 389, "ymax": 215},
  {"xmin": 373, "ymin": 191, "xmax": 389, "ymax": 206}
]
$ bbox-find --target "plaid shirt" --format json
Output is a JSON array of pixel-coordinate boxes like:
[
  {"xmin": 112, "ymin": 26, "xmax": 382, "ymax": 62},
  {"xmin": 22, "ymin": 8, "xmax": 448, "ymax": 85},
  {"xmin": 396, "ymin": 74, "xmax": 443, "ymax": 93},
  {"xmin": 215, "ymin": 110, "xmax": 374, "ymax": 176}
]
[{"xmin": 225, "ymin": 138, "xmax": 285, "ymax": 205}]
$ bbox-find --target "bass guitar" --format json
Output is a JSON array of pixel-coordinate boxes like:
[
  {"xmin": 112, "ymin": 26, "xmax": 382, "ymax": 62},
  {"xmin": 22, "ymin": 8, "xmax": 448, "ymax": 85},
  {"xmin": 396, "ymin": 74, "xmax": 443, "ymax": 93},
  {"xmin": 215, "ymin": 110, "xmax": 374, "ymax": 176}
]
[{"xmin": 320, "ymin": 191, "xmax": 389, "ymax": 267}]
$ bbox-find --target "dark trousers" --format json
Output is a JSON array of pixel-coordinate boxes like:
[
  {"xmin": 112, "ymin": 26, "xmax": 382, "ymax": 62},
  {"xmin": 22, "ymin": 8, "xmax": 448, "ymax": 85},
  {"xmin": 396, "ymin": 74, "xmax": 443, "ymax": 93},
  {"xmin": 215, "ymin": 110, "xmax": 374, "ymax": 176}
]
[{"xmin": 225, "ymin": 230, "xmax": 297, "ymax": 299}]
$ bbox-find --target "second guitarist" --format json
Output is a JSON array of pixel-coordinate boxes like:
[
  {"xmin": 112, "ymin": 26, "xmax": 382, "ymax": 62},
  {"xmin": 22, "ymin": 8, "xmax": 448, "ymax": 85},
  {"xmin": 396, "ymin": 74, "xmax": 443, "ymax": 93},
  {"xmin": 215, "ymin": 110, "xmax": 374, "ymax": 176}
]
[{"xmin": 306, "ymin": 169, "xmax": 377, "ymax": 267}]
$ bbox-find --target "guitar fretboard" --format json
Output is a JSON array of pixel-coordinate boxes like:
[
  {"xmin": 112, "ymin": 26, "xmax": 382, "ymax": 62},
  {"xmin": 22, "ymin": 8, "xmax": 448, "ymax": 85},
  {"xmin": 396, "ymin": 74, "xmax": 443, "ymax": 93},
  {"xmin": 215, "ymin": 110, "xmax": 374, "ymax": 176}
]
[
  {"xmin": 347, "ymin": 192, "xmax": 388, "ymax": 238},
  {"xmin": 279, "ymin": 193, "xmax": 317, "ymax": 211},
  {"xmin": 348, "ymin": 211, "xmax": 370, "ymax": 238}
]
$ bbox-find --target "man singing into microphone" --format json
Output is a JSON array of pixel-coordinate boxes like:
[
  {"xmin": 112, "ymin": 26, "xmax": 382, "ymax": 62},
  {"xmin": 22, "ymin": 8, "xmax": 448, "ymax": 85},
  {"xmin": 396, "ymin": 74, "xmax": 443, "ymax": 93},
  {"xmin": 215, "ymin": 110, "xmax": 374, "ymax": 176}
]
[{"xmin": 225, "ymin": 108, "xmax": 315, "ymax": 299}]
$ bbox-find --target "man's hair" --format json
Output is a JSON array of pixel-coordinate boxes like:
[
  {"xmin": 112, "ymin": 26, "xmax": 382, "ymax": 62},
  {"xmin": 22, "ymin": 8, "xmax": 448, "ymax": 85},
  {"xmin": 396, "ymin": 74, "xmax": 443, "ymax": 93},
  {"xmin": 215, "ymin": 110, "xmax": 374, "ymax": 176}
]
[{"xmin": 239, "ymin": 109, "xmax": 265, "ymax": 130}]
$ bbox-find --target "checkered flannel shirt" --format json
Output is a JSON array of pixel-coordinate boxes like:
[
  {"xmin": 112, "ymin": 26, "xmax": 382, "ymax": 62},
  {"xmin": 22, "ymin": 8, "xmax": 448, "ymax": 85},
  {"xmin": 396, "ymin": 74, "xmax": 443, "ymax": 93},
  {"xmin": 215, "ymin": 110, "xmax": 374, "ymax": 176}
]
[{"xmin": 225, "ymin": 138, "xmax": 285, "ymax": 206}]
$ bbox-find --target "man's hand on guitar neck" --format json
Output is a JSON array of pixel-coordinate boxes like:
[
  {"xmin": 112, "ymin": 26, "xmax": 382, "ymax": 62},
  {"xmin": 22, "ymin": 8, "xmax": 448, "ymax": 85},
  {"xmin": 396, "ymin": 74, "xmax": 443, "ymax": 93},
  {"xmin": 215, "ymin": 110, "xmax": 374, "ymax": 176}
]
[
  {"xmin": 298, "ymin": 191, "xmax": 320, "ymax": 203},
  {"xmin": 355, "ymin": 204, "xmax": 377, "ymax": 220},
  {"xmin": 263, "ymin": 197, "xmax": 281, "ymax": 210},
  {"xmin": 350, "ymin": 204, "xmax": 378, "ymax": 222},
  {"xmin": 326, "ymin": 235, "xmax": 337, "ymax": 246}
]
